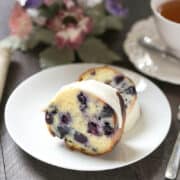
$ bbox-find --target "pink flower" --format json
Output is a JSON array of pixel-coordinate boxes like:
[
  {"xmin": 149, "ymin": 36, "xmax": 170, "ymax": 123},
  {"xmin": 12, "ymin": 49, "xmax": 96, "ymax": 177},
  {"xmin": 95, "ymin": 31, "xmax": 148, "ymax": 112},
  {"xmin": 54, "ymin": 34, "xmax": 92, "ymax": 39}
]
[
  {"xmin": 55, "ymin": 25, "xmax": 84, "ymax": 49},
  {"xmin": 47, "ymin": 6, "xmax": 93, "ymax": 49},
  {"xmin": 9, "ymin": 3, "xmax": 32, "ymax": 38}
]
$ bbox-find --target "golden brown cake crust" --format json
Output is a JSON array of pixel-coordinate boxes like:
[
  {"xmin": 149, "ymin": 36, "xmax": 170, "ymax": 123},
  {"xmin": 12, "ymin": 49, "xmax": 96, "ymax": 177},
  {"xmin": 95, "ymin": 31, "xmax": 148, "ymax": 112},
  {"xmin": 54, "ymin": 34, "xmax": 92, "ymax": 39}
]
[
  {"xmin": 79, "ymin": 66, "xmax": 137, "ymax": 90},
  {"xmin": 78, "ymin": 66, "xmax": 119, "ymax": 81}
]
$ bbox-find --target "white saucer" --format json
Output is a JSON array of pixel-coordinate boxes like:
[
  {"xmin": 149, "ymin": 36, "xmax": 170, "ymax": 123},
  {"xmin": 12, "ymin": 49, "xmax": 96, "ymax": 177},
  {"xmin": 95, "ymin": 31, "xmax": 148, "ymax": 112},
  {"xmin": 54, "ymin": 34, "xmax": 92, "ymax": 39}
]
[
  {"xmin": 5, "ymin": 63, "xmax": 171, "ymax": 171},
  {"xmin": 124, "ymin": 16, "xmax": 180, "ymax": 85}
]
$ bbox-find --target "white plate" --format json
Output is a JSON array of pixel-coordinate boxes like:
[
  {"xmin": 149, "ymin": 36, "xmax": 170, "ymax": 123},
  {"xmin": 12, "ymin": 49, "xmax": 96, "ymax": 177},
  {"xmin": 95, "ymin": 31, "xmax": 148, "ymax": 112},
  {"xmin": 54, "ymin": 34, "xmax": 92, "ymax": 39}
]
[
  {"xmin": 5, "ymin": 63, "xmax": 171, "ymax": 171},
  {"xmin": 124, "ymin": 16, "xmax": 180, "ymax": 85}
]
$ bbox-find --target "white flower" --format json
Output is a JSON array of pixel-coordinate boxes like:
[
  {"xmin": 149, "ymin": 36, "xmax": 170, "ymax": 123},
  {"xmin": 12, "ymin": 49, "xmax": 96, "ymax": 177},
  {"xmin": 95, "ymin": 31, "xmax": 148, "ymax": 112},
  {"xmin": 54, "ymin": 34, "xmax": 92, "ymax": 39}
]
[
  {"xmin": 16, "ymin": 0, "xmax": 27, "ymax": 6},
  {"xmin": 77, "ymin": 0, "xmax": 103, "ymax": 7},
  {"xmin": 27, "ymin": 9, "xmax": 46, "ymax": 26},
  {"xmin": 27, "ymin": 8, "xmax": 39, "ymax": 17}
]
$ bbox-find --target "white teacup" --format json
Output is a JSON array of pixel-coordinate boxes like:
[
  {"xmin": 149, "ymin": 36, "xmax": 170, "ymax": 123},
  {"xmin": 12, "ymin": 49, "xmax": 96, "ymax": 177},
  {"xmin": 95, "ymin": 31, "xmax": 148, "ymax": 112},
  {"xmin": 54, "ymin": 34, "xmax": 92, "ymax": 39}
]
[{"xmin": 151, "ymin": 0, "xmax": 180, "ymax": 57}]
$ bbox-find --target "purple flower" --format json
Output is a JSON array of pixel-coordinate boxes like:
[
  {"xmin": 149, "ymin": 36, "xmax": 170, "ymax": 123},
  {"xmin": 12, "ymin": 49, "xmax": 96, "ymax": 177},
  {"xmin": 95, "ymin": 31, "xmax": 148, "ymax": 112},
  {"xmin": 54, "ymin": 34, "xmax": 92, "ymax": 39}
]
[
  {"xmin": 105, "ymin": 0, "xmax": 128, "ymax": 16},
  {"xmin": 25, "ymin": 0, "xmax": 43, "ymax": 8}
]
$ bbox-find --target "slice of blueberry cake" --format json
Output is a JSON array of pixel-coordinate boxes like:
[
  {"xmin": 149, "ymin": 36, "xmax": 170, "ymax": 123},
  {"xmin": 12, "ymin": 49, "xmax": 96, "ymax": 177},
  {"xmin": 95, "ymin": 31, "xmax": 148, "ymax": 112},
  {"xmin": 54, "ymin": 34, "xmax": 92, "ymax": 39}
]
[
  {"xmin": 79, "ymin": 66, "xmax": 140, "ymax": 132},
  {"xmin": 45, "ymin": 80, "xmax": 126, "ymax": 155}
]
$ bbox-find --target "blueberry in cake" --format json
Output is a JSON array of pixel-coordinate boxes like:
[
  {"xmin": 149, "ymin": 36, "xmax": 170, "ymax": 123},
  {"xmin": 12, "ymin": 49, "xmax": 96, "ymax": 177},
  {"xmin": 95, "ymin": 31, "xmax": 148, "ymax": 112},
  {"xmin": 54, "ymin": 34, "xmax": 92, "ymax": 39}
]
[
  {"xmin": 79, "ymin": 66, "xmax": 140, "ymax": 132},
  {"xmin": 45, "ymin": 80, "xmax": 126, "ymax": 155}
]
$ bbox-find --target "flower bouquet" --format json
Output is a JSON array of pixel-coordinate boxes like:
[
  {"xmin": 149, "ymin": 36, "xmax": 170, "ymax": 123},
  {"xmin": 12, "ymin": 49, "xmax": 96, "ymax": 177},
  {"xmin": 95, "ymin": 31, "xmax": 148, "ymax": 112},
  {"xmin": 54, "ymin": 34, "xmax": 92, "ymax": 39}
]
[{"xmin": 0, "ymin": 0, "xmax": 127, "ymax": 68}]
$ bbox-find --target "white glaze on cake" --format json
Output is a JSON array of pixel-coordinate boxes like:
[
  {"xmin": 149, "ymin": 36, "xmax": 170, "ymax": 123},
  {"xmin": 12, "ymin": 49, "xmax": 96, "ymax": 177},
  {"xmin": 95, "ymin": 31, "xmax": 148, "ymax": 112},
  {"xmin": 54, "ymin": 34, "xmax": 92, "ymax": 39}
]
[
  {"xmin": 111, "ymin": 79, "xmax": 140, "ymax": 132},
  {"xmin": 51, "ymin": 80, "xmax": 123, "ymax": 128},
  {"xmin": 124, "ymin": 99, "xmax": 140, "ymax": 131}
]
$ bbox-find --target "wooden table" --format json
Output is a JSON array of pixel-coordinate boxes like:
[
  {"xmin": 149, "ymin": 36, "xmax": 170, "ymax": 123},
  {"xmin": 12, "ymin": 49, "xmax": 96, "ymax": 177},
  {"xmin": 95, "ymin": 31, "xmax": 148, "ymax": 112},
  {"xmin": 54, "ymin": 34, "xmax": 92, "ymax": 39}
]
[{"xmin": 0, "ymin": 0, "xmax": 180, "ymax": 179}]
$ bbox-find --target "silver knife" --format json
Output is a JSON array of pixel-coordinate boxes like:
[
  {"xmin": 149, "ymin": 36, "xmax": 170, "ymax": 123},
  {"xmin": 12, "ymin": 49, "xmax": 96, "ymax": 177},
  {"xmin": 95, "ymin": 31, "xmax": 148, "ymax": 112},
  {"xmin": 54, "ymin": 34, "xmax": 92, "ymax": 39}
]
[{"xmin": 165, "ymin": 110, "xmax": 180, "ymax": 179}]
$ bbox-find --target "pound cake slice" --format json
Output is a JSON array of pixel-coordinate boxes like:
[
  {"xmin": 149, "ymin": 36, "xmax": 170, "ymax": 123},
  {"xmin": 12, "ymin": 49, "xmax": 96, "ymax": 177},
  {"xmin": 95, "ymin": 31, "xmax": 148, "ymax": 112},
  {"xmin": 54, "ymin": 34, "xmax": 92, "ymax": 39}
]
[
  {"xmin": 45, "ymin": 80, "xmax": 126, "ymax": 155},
  {"xmin": 79, "ymin": 66, "xmax": 140, "ymax": 132}
]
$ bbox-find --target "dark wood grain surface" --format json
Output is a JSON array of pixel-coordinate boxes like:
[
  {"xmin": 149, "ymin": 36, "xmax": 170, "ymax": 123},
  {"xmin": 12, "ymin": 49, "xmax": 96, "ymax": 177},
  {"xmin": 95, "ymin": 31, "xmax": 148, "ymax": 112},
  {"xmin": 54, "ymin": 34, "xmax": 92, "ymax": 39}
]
[{"xmin": 0, "ymin": 0, "xmax": 180, "ymax": 180}]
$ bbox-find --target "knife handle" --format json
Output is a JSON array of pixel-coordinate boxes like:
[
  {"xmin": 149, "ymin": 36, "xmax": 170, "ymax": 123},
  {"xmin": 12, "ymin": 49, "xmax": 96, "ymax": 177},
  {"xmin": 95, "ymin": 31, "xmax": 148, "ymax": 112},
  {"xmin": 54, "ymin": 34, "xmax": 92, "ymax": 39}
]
[
  {"xmin": 165, "ymin": 132, "xmax": 180, "ymax": 179},
  {"xmin": 0, "ymin": 48, "xmax": 11, "ymax": 103}
]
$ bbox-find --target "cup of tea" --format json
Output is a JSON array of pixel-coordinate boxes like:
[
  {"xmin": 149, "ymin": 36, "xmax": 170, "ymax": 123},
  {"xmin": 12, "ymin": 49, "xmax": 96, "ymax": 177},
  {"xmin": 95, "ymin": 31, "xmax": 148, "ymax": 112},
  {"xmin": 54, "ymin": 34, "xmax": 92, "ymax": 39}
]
[{"xmin": 151, "ymin": 0, "xmax": 180, "ymax": 57}]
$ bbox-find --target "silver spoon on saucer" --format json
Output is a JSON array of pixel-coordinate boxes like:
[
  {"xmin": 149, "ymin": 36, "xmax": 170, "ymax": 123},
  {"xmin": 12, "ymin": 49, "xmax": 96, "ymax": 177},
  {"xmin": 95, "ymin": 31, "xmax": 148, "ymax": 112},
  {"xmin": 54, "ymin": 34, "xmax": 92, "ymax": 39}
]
[{"xmin": 138, "ymin": 36, "xmax": 180, "ymax": 61}]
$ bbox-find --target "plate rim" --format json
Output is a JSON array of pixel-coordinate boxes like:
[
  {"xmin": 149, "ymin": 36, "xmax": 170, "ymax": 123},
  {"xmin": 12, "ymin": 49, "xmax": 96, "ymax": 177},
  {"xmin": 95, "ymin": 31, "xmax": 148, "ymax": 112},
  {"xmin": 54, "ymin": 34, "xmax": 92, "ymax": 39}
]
[{"xmin": 5, "ymin": 63, "xmax": 172, "ymax": 171}]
